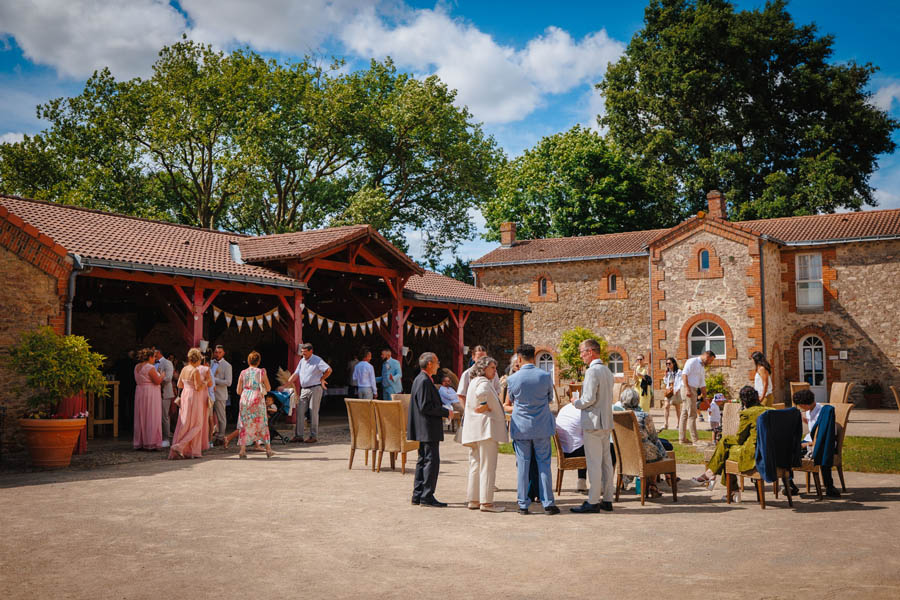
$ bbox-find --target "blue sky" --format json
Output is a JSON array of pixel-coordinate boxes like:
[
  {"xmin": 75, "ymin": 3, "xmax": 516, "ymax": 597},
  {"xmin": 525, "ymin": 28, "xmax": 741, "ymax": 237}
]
[{"xmin": 1, "ymin": 0, "xmax": 899, "ymax": 263}]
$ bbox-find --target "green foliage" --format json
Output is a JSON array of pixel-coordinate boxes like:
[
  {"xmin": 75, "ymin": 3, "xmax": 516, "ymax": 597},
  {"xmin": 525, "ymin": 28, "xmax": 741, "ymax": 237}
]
[
  {"xmin": 0, "ymin": 44, "xmax": 503, "ymax": 264},
  {"xmin": 598, "ymin": 0, "xmax": 898, "ymax": 218},
  {"xmin": 439, "ymin": 257, "xmax": 474, "ymax": 284},
  {"xmin": 483, "ymin": 126, "xmax": 678, "ymax": 241},
  {"xmin": 5, "ymin": 327, "xmax": 108, "ymax": 414},
  {"xmin": 558, "ymin": 327, "xmax": 608, "ymax": 381},
  {"xmin": 705, "ymin": 371, "xmax": 729, "ymax": 398}
]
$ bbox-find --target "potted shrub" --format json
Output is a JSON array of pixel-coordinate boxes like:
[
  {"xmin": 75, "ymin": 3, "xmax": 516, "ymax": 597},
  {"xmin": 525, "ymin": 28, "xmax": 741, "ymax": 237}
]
[
  {"xmin": 862, "ymin": 380, "xmax": 884, "ymax": 409},
  {"xmin": 558, "ymin": 327, "xmax": 607, "ymax": 397},
  {"xmin": 6, "ymin": 326, "xmax": 107, "ymax": 467}
]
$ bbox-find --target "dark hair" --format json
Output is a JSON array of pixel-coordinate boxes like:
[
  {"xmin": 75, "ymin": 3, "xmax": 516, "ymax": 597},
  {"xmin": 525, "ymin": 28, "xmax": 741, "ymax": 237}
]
[
  {"xmin": 516, "ymin": 344, "xmax": 535, "ymax": 360},
  {"xmin": 248, "ymin": 351, "xmax": 261, "ymax": 366},
  {"xmin": 300, "ymin": 343, "xmax": 314, "ymax": 352},
  {"xmin": 382, "ymin": 348, "xmax": 392, "ymax": 355},
  {"xmin": 703, "ymin": 350, "xmax": 717, "ymax": 359},
  {"xmin": 739, "ymin": 385, "xmax": 760, "ymax": 409},
  {"xmin": 793, "ymin": 388, "xmax": 816, "ymax": 407},
  {"xmin": 473, "ymin": 345, "xmax": 487, "ymax": 354},
  {"xmin": 751, "ymin": 351, "xmax": 772, "ymax": 374},
  {"xmin": 215, "ymin": 344, "xmax": 225, "ymax": 351},
  {"xmin": 666, "ymin": 358, "xmax": 679, "ymax": 371},
  {"xmin": 358, "ymin": 347, "xmax": 371, "ymax": 361}
]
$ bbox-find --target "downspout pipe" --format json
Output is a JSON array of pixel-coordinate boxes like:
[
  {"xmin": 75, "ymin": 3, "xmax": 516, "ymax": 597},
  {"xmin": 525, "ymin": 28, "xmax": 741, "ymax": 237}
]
[{"xmin": 64, "ymin": 254, "xmax": 87, "ymax": 335}]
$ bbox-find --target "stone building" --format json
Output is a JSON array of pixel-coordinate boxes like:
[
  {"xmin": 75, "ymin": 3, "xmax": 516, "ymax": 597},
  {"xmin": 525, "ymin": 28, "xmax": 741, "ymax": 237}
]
[{"xmin": 472, "ymin": 191, "xmax": 900, "ymax": 407}]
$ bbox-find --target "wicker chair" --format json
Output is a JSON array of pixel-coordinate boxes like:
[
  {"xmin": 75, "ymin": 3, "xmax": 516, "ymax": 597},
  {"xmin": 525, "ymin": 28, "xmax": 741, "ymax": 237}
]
[
  {"xmin": 789, "ymin": 382, "xmax": 810, "ymax": 404},
  {"xmin": 611, "ymin": 411, "xmax": 677, "ymax": 505},
  {"xmin": 722, "ymin": 402, "xmax": 741, "ymax": 437},
  {"xmin": 795, "ymin": 402, "xmax": 853, "ymax": 496},
  {"xmin": 724, "ymin": 459, "xmax": 794, "ymax": 509},
  {"xmin": 891, "ymin": 387, "xmax": 900, "ymax": 432},
  {"xmin": 345, "ymin": 399, "xmax": 377, "ymax": 471},
  {"xmin": 551, "ymin": 433, "xmax": 587, "ymax": 494},
  {"xmin": 373, "ymin": 400, "xmax": 419, "ymax": 474},
  {"xmin": 612, "ymin": 382, "xmax": 624, "ymax": 404},
  {"xmin": 830, "ymin": 382, "xmax": 854, "ymax": 404}
]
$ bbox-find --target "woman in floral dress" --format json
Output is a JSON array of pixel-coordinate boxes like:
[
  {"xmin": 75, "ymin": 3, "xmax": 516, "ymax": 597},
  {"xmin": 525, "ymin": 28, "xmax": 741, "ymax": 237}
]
[{"xmin": 237, "ymin": 351, "xmax": 274, "ymax": 459}]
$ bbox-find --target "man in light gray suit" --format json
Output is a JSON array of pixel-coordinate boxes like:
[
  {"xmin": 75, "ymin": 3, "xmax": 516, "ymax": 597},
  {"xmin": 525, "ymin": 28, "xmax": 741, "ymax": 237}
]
[
  {"xmin": 212, "ymin": 345, "xmax": 232, "ymax": 444},
  {"xmin": 154, "ymin": 349, "xmax": 175, "ymax": 447},
  {"xmin": 570, "ymin": 338, "xmax": 615, "ymax": 513}
]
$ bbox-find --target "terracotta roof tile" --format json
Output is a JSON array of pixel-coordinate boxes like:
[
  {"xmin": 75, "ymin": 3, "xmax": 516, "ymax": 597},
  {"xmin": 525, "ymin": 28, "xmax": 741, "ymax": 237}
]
[
  {"xmin": 404, "ymin": 271, "xmax": 530, "ymax": 311},
  {"xmin": 237, "ymin": 225, "xmax": 370, "ymax": 262},
  {"xmin": 0, "ymin": 195, "xmax": 301, "ymax": 287},
  {"xmin": 471, "ymin": 228, "xmax": 667, "ymax": 266},
  {"xmin": 737, "ymin": 209, "xmax": 900, "ymax": 244}
]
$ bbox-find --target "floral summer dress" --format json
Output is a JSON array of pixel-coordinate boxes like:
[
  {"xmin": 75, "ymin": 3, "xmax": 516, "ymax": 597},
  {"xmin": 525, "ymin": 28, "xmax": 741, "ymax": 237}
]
[{"xmin": 238, "ymin": 367, "xmax": 270, "ymax": 446}]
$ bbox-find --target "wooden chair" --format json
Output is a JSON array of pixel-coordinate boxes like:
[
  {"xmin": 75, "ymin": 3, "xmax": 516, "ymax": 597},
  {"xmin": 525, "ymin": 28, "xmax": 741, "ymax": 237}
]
[
  {"xmin": 796, "ymin": 402, "xmax": 853, "ymax": 495},
  {"xmin": 551, "ymin": 433, "xmax": 587, "ymax": 494},
  {"xmin": 724, "ymin": 460, "xmax": 794, "ymax": 509},
  {"xmin": 611, "ymin": 411, "xmax": 677, "ymax": 505},
  {"xmin": 789, "ymin": 382, "xmax": 810, "ymax": 405},
  {"xmin": 772, "ymin": 403, "xmax": 786, "ymax": 410},
  {"xmin": 891, "ymin": 387, "xmax": 900, "ymax": 432},
  {"xmin": 373, "ymin": 401, "xmax": 419, "ymax": 474},
  {"xmin": 345, "ymin": 399, "xmax": 377, "ymax": 471}
]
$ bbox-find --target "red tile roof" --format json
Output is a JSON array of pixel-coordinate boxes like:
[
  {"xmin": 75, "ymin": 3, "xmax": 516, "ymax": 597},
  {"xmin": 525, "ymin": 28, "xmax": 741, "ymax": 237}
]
[
  {"xmin": 471, "ymin": 228, "xmax": 667, "ymax": 266},
  {"xmin": 737, "ymin": 209, "xmax": 900, "ymax": 244},
  {"xmin": 0, "ymin": 195, "xmax": 301, "ymax": 287},
  {"xmin": 404, "ymin": 271, "xmax": 530, "ymax": 311}
]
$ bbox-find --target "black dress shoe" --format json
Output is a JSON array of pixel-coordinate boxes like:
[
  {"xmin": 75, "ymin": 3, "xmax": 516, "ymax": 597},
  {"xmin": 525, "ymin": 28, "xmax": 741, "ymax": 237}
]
[
  {"xmin": 570, "ymin": 502, "xmax": 601, "ymax": 513},
  {"xmin": 411, "ymin": 498, "xmax": 420, "ymax": 506},
  {"xmin": 544, "ymin": 505, "xmax": 560, "ymax": 515},
  {"xmin": 421, "ymin": 498, "xmax": 448, "ymax": 507},
  {"xmin": 599, "ymin": 501, "xmax": 613, "ymax": 512},
  {"xmin": 789, "ymin": 482, "xmax": 800, "ymax": 495},
  {"xmin": 518, "ymin": 507, "xmax": 529, "ymax": 515},
  {"xmin": 825, "ymin": 486, "xmax": 841, "ymax": 498}
]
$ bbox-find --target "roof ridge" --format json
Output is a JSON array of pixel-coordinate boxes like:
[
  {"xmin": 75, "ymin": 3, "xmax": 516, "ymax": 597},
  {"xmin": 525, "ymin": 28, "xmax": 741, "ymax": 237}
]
[
  {"xmin": 0, "ymin": 194, "xmax": 249, "ymax": 238},
  {"xmin": 245, "ymin": 224, "xmax": 370, "ymax": 241},
  {"xmin": 736, "ymin": 207, "xmax": 900, "ymax": 226},
  {"xmin": 511, "ymin": 227, "xmax": 670, "ymax": 244}
]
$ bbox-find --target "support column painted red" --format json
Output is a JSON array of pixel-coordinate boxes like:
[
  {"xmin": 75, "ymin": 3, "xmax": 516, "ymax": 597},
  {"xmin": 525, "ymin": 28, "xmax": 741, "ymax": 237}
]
[
  {"xmin": 290, "ymin": 290, "xmax": 303, "ymax": 371},
  {"xmin": 447, "ymin": 308, "xmax": 471, "ymax": 377},
  {"xmin": 191, "ymin": 284, "xmax": 205, "ymax": 347}
]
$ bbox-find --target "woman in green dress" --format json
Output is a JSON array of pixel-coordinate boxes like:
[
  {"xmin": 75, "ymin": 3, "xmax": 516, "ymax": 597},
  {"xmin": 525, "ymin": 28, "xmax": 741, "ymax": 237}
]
[{"xmin": 691, "ymin": 385, "xmax": 770, "ymax": 494}]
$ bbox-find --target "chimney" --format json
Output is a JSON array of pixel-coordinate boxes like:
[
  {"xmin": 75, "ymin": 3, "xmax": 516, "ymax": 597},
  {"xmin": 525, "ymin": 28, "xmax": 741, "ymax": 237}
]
[
  {"xmin": 707, "ymin": 190, "xmax": 727, "ymax": 220},
  {"xmin": 500, "ymin": 222, "xmax": 517, "ymax": 247}
]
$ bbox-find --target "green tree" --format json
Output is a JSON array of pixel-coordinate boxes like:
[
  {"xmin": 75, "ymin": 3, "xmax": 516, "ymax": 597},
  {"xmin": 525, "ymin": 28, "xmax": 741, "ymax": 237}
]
[
  {"xmin": 482, "ymin": 126, "xmax": 678, "ymax": 241},
  {"xmin": 439, "ymin": 256, "xmax": 474, "ymax": 283},
  {"xmin": 598, "ymin": 0, "xmax": 897, "ymax": 219},
  {"xmin": 558, "ymin": 326, "xmax": 608, "ymax": 381}
]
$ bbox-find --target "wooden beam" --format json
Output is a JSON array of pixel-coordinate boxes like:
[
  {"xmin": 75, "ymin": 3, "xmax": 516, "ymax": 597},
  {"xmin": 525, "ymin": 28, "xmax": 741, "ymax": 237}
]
[
  {"xmin": 278, "ymin": 295, "xmax": 295, "ymax": 321},
  {"xmin": 402, "ymin": 298, "xmax": 510, "ymax": 314},
  {"xmin": 84, "ymin": 267, "xmax": 301, "ymax": 296},
  {"xmin": 191, "ymin": 284, "xmax": 205, "ymax": 346},
  {"xmin": 356, "ymin": 245, "xmax": 387, "ymax": 268},
  {"xmin": 306, "ymin": 257, "xmax": 401, "ymax": 279},
  {"xmin": 172, "ymin": 285, "xmax": 193, "ymax": 312},
  {"xmin": 150, "ymin": 288, "xmax": 192, "ymax": 346},
  {"xmin": 199, "ymin": 289, "xmax": 220, "ymax": 314}
]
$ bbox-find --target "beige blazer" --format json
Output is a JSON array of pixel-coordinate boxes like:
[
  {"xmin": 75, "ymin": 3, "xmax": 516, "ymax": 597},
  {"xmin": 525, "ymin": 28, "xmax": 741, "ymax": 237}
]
[{"xmin": 460, "ymin": 376, "xmax": 509, "ymax": 446}]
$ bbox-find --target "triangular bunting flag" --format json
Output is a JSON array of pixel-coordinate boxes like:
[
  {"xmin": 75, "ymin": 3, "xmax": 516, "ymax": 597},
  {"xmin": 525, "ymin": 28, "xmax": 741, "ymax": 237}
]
[
  {"xmin": 406, "ymin": 322, "xmax": 412, "ymax": 332},
  {"xmin": 257, "ymin": 316, "xmax": 264, "ymax": 329},
  {"xmin": 247, "ymin": 317, "xmax": 255, "ymax": 331},
  {"xmin": 317, "ymin": 316, "xmax": 324, "ymax": 329},
  {"xmin": 213, "ymin": 307, "xmax": 221, "ymax": 321},
  {"xmin": 339, "ymin": 323, "xmax": 346, "ymax": 336},
  {"xmin": 307, "ymin": 311, "xmax": 315, "ymax": 324},
  {"xmin": 327, "ymin": 319, "xmax": 334, "ymax": 333},
  {"xmin": 300, "ymin": 303, "xmax": 305, "ymax": 310},
  {"xmin": 225, "ymin": 313, "xmax": 233, "ymax": 326},
  {"xmin": 273, "ymin": 308, "xmax": 279, "ymax": 320},
  {"xmin": 382, "ymin": 314, "xmax": 388, "ymax": 326},
  {"xmin": 236, "ymin": 317, "xmax": 244, "ymax": 331},
  {"xmin": 366, "ymin": 321, "xmax": 373, "ymax": 334},
  {"xmin": 350, "ymin": 323, "xmax": 358, "ymax": 336},
  {"xmin": 265, "ymin": 313, "xmax": 273, "ymax": 326}
]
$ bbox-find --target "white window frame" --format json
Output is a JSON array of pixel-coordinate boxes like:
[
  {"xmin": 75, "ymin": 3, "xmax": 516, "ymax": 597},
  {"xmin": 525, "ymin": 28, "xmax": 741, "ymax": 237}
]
[
  {"xmin": 795, "ymin": 253, "xmax": 824, "ymax": 310},
  {"xmin": 608, "ymin": 352, "xmax": 624, "ymax": 376},
  {"xmin": 688, "ymin": 320, "xmax": 727, "ymax": 359},
  {"xmin": 537, "ymin": 352, "xmax": 554, "ymax": 379}
]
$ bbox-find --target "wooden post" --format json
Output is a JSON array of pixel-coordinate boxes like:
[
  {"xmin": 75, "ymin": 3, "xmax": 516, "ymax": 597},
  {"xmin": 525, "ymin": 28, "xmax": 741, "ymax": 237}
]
[
  {"xmin": 290, "ymin": 290, "xmax": 303, "ymax": 371},
  {"xmin": 191, "ymin": 284, "xmax": 204, "ymax": 347},
  {"xmin": 447, "ymin": 308, "xmax": 471, "ymax": 377}
]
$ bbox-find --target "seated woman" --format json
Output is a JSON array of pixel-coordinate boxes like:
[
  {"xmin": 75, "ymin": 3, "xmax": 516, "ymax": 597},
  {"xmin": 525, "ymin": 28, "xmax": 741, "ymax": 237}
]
[
  {"xmin": 692, "ymin": 385, "xmax": 770, "ymax": 495},
  {"xmin": 618, "ymin": 388, "xmax": 670, "ymax": 497}
]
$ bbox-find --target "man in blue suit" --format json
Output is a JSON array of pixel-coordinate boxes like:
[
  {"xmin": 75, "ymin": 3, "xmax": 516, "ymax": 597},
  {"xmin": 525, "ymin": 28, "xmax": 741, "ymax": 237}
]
[
  {"xmin": 507, "ymin": 343, "xmax": 559, "ymax": 515},
  {"xmin": 377, "ymin": 348, "xmax": 403, "ymax": 400}
]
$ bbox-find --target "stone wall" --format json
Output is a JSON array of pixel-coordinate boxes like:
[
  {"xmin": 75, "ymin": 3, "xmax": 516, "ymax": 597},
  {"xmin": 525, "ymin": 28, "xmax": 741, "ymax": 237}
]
[
  {"xmin": 761, "ymin": 241, "xmax": 788, "ymax": 403},
  {"xmin": 476, "ymin": 257, "xmax": 650, "ymax": 385}
]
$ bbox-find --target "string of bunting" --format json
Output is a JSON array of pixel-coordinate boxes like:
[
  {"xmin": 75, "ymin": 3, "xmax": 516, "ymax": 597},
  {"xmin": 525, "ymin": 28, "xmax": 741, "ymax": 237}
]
[
  {"xmin": 406, "ymin": 317, "xmax": 449, "ymax": 338},
  {"xmin": 305, "ymin": 308, "xmax": 390, "ymax": 337},
  {"xmin": 212, "ymin": 305, "xmax": 279, "ymax": 333}
]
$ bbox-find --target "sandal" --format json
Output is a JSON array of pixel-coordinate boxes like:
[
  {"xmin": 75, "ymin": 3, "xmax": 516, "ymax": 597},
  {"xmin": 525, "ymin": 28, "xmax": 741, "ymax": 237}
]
[
  {"xmin": 239, "ymin": 451, "xmax": 247, "ymax": 459},
  {"xmin": 692, "ymin": 473, "xmax": 712, "ymax": 485},
  {"xmin": 467, "ymin": 501, "xmax": 480, "ymax": 510},
  {"xmin": 266, "ymin": 449, "xmax": 275, "ymax": 459}
]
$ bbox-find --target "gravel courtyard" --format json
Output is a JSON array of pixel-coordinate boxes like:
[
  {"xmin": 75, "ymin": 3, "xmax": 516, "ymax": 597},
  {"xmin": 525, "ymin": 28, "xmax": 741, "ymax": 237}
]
[{"xmin": 2, "ymin": 422, "xmax": 900, "ymax": 600}]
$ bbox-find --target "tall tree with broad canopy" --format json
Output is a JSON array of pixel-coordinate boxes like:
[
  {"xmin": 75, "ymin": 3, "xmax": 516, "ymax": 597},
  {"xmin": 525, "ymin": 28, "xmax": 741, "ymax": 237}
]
[
  {"xmin": 598, "ymin": 0, "xmax": 897, "ymax": 219},
  {"xmin": 482, "ymin": 126, "xmax": 679, "ymax": 241},
  {"xmin": 0, "ymin": 42, "xmax": 502, "ymax": 263}
]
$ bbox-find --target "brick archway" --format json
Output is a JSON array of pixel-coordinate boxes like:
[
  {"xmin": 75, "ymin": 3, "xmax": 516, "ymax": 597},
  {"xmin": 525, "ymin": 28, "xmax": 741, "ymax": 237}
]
[
  {"xmin": 533, "ymin": 345, "xmax": 560, "ymax": 387},
  {"xmin": 677, "ymin": 312, "xmax": 735, "ymax": 367},
  {"xmin": 605, "ymin": 344, "xmax": 630, "ymax": 379},
  {"xmin": 785, "ymin": 326, "xmax": 842, "ymax": 386}
]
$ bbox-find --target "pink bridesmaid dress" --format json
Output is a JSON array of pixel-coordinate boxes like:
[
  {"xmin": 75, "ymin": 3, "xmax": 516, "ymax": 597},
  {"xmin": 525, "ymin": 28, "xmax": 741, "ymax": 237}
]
[
  {"xmin": 169, "ymin": 366, "xmax": 210, "ymax": 459},
  {"xmin": 133, "ymin": 362, "xmax": 163, "ymax": 450}
]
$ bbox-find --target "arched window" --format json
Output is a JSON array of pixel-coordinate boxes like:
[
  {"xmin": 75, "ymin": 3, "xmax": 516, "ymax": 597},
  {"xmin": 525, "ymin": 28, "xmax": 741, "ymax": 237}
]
[
  {"xmin": 608, "ymin": 352, "xmax": 624, "ymax": 375},
  {"xmin": 689, "ymin": 320, "xmax": 726, "ymax": 358},
  {"xmin": 538, "ymin": 277, "xmax": 547, "ymax": 297},
  {"xmin": 699, "ymin": 249, "xmax": 710, "ymax": 271},
  {"xmin": 537, "ymin": 352, "xmax": 554, "ymax": 379},
  {"xmin": 608, "ymin": 273, "xmax": 617, "ymax": 293}
]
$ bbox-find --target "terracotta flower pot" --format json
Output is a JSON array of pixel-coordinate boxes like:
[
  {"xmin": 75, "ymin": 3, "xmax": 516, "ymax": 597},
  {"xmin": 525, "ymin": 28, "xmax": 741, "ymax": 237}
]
[{"xmin": 18, "ymin": 418, "xmax": 86, "ymax": 468}]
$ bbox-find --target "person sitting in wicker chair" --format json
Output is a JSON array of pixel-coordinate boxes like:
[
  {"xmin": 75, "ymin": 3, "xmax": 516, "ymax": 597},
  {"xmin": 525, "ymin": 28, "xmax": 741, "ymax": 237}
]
[
  {"xmin": 618, "ymin": 387, "xmax": 670, "ymax": 497},
  {"xmin": 692, "ymin": 385, "xmax": 770, "ymax": 494}
]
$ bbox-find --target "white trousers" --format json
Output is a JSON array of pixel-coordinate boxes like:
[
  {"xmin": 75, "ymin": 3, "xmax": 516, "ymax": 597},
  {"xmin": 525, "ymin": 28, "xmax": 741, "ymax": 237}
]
[
  {"xmin": 466, "ymin": 439, "xmax": 499, "ymax": 505},
  {"xmin": 583, "ymin": 429, "xmax": 614, "ymax": 504}
]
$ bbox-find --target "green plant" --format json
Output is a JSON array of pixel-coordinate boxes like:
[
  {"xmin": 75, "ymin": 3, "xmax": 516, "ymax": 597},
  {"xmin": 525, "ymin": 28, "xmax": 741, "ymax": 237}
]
[
  {"xmin": 705, "ymin": 371, "xmax": 729, "ymax": 399},
  {"xmin": 557, "ymin": 327, "xmax": 607, "ymax": 380},
  {"xmin": 6, "ymin": 326, "xmax": 108, "ymax": 416},
  {"xmin": 862, "ymin": 380, "xmax": 883, "ymax": 395}
]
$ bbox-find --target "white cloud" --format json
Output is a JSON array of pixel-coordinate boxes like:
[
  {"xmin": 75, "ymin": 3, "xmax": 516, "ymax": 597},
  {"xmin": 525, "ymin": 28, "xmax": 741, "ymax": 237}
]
[
  {"xmin": 0, "ymin": 0, "xmax": 186, "ymax": 78},
  {"xmin": 0, "ymin": 132, "xmax": 25, "ymax": 144},
  {"xmin": 520, "ymin": 27, "xmax": 623, "ymax": 94},
  {"xmin": 872, "ymin": 81, "xmax": 900, "ymax": 112}
]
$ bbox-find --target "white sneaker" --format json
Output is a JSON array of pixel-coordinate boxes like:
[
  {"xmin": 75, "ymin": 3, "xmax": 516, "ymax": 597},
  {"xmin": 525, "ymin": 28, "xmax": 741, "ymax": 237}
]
[{"xmin": 161, "ymin": 440, "xmax": 170, "ymax": 448}]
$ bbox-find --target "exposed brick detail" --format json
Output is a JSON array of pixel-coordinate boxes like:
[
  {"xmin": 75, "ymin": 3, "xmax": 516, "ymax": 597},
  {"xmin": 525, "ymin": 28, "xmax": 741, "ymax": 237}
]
[
  {"xmin": 650, "ymin": 256, "xmax": 668, "ymax": 389},
  {"xmin": 784, "ymin": 326, "xmax": 842, "ymax": 387},
  {"xmin": 676, "ymin": 312, "xmax": 736, "ymax": 367},
  {"xmin": 605, "ymin": 344, "xmax": 631, "ymax": 377},
  {"xmin": 780, "ymin": 247, "xmax": 838, "ymax": 313},
  {"xmin": 745, "ymin": 242, "xmax": 764, "ymax": 377},
  {"xmin": 533, "ymin": 345, "xmax": 560, "ymax": 387},
  {"xmin": 513, "ymin": 310, "xmax": 523, "ymax": 347},
  {"xmin": 686, "ymin": 242, "xmax": 724, "ymax": 279},
  {"xmin": 527, "ymin": 272, "xmax": 558, "ymax": 302},
  {"xmin": 597, "ymin": 266, "xmax": 628, "ymax": 299}
]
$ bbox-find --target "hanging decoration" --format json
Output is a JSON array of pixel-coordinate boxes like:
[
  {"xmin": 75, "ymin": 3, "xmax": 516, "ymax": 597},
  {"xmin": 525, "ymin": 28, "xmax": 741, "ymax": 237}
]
[
  {"xmin": 406, "ymin": 317, "xmax": 449, "ymax": 338},
  {"xmin": 302, "ymin": 308, "xmax": 390, "ymax": 337},
  {"xmin": 213, "ymin": 306, "xmax": 281, "ymax": 333}
]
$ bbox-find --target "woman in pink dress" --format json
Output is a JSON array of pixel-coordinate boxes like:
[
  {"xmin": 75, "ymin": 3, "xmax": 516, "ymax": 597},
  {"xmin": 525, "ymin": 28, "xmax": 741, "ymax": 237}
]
[
  {"xmin": 237, "ymin": 351, "xmax": 274, "ymax": 459},
  {"xmin": 170, "ymin": 348, "xmax": 212, "ymax": 459},
  {"xmin": 133, "ymin": 348, "xmax": 164, "ymax": 450}
]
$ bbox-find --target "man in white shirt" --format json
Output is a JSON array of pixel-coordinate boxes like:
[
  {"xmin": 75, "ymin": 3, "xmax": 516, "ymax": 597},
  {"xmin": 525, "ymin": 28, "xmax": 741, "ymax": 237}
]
[
  {"xmin": 456, "ymin": 345, "xmax": 500, "ymax": 409},
  {"xmin": 679, "ymin": 351, "xmax": 716, "ymax": 445},
  {"xmin": 792, "ymin": 388, "xmax": 840, "ymax": 498},
  {"xmin": 211, "ymin": 345, "xmax": 233, "ymax": 445},
  {"xmin": 352, "ymin": 349, "xmax": 377, "ymax": 399},
  {"xmin": 570, "ymin": 338, "xmax": 615, "ymax": 513},
  {"xmin": 288, "ymin": 343, "xmax": 332, "ymax": 443},
  {"xmin": 154, "ymin": 349, "xmax": 174, "ymax": 448},
  {"xmin": 555, "ymin": 401, "xmax": 588, "ymax": 493}
]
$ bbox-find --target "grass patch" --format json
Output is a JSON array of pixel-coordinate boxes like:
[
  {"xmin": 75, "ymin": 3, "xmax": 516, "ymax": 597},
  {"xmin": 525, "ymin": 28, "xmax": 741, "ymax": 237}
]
[{"xmin": 498, "ymin": 442, "xmax": 556, "ymax": 456}]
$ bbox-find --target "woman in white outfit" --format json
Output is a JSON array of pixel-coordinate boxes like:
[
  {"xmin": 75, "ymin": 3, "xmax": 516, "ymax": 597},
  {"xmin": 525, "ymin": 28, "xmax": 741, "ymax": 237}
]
[
  {"xmin": 461, "ymin": 356, "xmax": 509, "ymax": 512},
  {"xmin": 751, "ymin": 351, "xmax": 774, "ymax": 407}
]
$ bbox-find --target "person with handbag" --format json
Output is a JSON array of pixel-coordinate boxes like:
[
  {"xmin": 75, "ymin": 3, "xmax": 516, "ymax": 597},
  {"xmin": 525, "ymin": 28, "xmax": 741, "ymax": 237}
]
[{"xmin": 661, "ymin": 358, "xmax": 683, "ymax": 430}]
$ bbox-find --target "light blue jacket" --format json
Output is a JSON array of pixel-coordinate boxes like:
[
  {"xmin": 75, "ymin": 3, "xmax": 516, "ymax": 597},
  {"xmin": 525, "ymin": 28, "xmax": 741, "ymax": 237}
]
[
  {"xmin": 376, "ymin": 357, "xmax": 403, "ymax": 395},
  {"xmin": 508, "ymin": 364, "xmax": 555, "ymax": 440}
]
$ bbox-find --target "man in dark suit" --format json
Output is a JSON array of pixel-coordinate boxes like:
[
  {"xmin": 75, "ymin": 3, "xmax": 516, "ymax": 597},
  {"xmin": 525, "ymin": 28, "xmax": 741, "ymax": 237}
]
[{"xmin": 408, "ymin": 352, "xmax": 453, "ymax": 507}]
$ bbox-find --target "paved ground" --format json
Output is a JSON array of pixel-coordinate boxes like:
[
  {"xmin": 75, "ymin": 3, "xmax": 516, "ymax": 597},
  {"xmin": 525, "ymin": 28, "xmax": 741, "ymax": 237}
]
[{"xmin": 2, "ymin": 421, "xmax": 900, "ymax": 600}]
